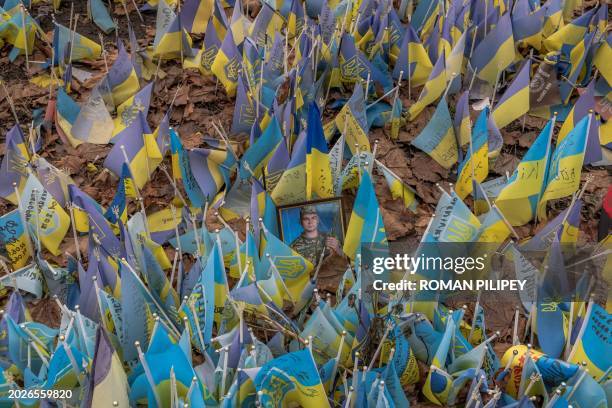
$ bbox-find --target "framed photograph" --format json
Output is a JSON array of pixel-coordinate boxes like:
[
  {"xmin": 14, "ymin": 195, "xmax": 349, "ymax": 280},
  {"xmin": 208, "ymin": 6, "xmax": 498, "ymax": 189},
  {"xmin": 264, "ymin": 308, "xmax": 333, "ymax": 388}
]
[{"xmin": 277, "ymin": 197, "xmax": 346, "ymax": 265}]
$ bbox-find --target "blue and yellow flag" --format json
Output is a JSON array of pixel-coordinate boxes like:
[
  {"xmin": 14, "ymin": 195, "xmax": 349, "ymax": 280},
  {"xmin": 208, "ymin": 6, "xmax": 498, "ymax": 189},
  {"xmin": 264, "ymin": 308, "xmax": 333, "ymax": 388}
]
[
  {"xmin": 229, "ymin": 230, "xmax": 260, "ymax": 280},
  {"xmin": 105, "ymin": 42, "xmax": 140, "ymax": 106},
  {"xmin": 251, "ymin": 179, "xmax": 279, "ymax": 242},
  {"xmin": 377, "ymin": 161, "xmax": 418, "ymax": 213},
  {"xmin": 19, "ymin": 174, "xmax": 70, "ymax": 256},
  {"xmin": 169, "ymin": 128, "xmax": 207, "ymax": 207},
  {"xmin": 411, "ymin": 97, "xmax": 458, "ymax": 169},
  {"xmin": 454, "ymin": 90, "xmax": 471, "ymax": 147},
  {"xmin": 543, "ymin": 7, "xmax": 595, "ymax": 52},
  {"xmin": 0, "ymin": 125, "xmax": 30, "ymax": 205},
  {"xmin": 537, "ymin": 115, "xmax": 589, "ymax": 220},
  {"xmin": 334, "ymin": 83, "xmax": 370, "ymax": 155},
  {"xmin": 542, "ymin": 0, "xmax": 564, "ymax": 38},
  {"xmin": 211, "ymin": 29, "xmax": 242, "ymax": 96},
  {"xmin": 68, "ymin": 184, "xmax": 120, "ymax": 256},
  {"xmin": 129, "ymin": 323, "xmax": 207, "ymax": 406},
  {"xmin": 472, "ymin": 179, "xmax": 491, "ymax": 216},
  {"xmin": 270, "ymin": 131, "xmax": 307, "ymax": 205},
  {"xmin": 423, "ymin": 316, "xmax": 455, "ymax": 405},
  {"xmin": 0, "ymin": 210, "xmax": 30, "ymax": 269},
  {"xmin": 240, "ymin": 116, "xmax": 283, "ymax": 180},
  {"xmin": 55, "ymin": 88, "xmax": 84, "ymax": 148},
  {"xmin": 111, "ymin": 82, "xmax": 153, "ymax": 141},
  {"xmin": 52, "ymin": 23, "xmax": 101, "ymax": 63},
  {"xmin": 287, "ymin": 0, "xmax": 304, "ymax": 39},
  {"xmin": 191, "ymin": 10, "xmax": 223, "ymax": 75},
  {"xmin": 71, "ymin": 86, "xmax": 115, "ymax": 145},
  {"xmin": 569, "ymin": 303, "xmax": 611, "ymax": 379},
  {"xmin": 104, "ymin": 163, "xmax": 129, "ymax": 227},
  {"xmin": 84, "ymin": 328, "xmax": 129, "ymax": 407},
  {"xmin": 104, "ymin": 109, "xmax": 163, "ymax": 190},
  {"xmin": 248, "ymin": 2, "xmax": 284, "ymax": 47},
  {"xmin": 343, "ymin": 171, "xmax": 387, "ymax": 260},
  {"xmin": 152, "ymin": 0, "xmax": 194, "ymax": 59},
  {"xmin": 411, "ymin": 0, "xmax": 440, "ymax": 37},
  {"xmin": 0, "ymin": 6, "xmax": 36, "ymax": 61},
  {"xmin": 559, "ymin": 31, "xmax": 596, "ymax": 104},
  {"xmin": 455, "ymin": 107, "xmax": 490, "ymax": 199},
  {"xmin": 254, "ymin": 349, "xmax": 330, "ymax": 408},
  {"xmin": 496, "ymin": 118, "xmax": 554, "ymax": 226},
  {"xmin": 189, "ymin": 148, "xmax": 232, "ymax": 201},
  {"xmin": 408, "ymin": 50, "xmax": 447, "ymax": 120},
  {"xmin": 474, "ymin": 206, "xmax": 512, "ymax": 244},
  {"xmin": 261, "ymin": 225, "xmax": 313, "ymax": 303},
  {"xmin": 557, "ymin": 80, "xmax": 594, "ymax": 144},
  {"xmin": 471, "ymin": 13, "xmax": 515, "ymax": 84},
  {"xmin": 492, "ymin": 59, "xmax": 531, "ymax": 129},
  {"xmin": 306, "ymin": 102, "xmax": 333, "ymax": 200},
  {"xmin": 179, "ymin": 0, "xmax": 213, "ymax": 34}
]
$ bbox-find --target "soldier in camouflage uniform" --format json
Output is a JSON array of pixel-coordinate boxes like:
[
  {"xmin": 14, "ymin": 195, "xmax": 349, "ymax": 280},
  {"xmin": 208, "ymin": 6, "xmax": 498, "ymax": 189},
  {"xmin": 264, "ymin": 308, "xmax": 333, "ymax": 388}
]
[{"xmin": 290, "ymin": 206, "xmax": 342, "ymax": 265}]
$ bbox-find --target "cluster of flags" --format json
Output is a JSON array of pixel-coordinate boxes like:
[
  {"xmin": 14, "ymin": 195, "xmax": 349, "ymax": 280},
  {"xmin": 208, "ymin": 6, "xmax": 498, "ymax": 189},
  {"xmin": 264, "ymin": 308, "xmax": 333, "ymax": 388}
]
[{"xmin": 0, "ymin": 0, "xmax": 610, "ymax": 406}]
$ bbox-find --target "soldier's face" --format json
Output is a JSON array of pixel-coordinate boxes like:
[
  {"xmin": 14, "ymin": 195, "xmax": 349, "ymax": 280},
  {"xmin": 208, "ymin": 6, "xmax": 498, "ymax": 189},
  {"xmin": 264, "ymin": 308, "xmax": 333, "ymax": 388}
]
[{"xmin": 301, "ymin": 213, "xmax": 319, "ymax": 233}]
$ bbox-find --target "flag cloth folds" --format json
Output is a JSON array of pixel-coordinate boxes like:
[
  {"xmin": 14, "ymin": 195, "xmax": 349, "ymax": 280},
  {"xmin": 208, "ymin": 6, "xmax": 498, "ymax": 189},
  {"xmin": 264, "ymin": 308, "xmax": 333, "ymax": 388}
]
[
  {"xmin": 408, "ymin": 50, "xmax": 447, "ymax": 120},
  {"xmin": 537, "ymin": 115, "xmax": 589, "ymax": 220},
  {"xmin": 343, "ymin": 171, "xmax": 387, "ymax": 260},
  {"xmin": 104, "ymin": 109, "xmax": 163, "ymax": 190},
  {"xmin": 253, "ymin": 349, "xmax": 330, "ymax": 408},
  {"xmin": 423, "ymin": 315, "xmax": 455, "ymax": 405},
  {"xmin": 152, "ymin": 0, "xmax": 194, "ymax": 59},
  {"xmin": 87, "ymin": 0, "xmax": 116, "ymax": 34},
  {"xmin": 0, "ymin": 125, "xmax": 30, "ymax": 205},
  {"xmin": 568, "ymin": 303, "xmax": 611, "ymax": 379},
  {"xmin": 261, "ymin": 225, "xmax": 313, "ymax": 303},
  {"xmin": 0, "ymin": 210, "xmax": 30, "ymax": 269},
  {"xmin": 105, "ymin": 42, "xmax": 140, "ymax": 106},
  {"xmin": 411, "ymin": 97, "xmax": 458, "ymax": 169},
  {"xmin": 471, "ymin": 13, "xmax": 515, "ymax": 85},
  {"xmin": 19, "ymin": 174, "xmax": 70, "ymax": 256},
  {"xmin": 71, "ymin": 86, "xmax": 115, "ymax": 145},
  {"xmin": 377, "ymin": 161, "xmax": 418, "ymax": 213},
  {"xmin": 491, "ymin": 59, "xmax": 531, "ymax": 129},
  {"xmin": 211, "ymin": 29, "xmax": 242, "ymax": 96},
  {"xmin": 179, "ymin": 0, "xmax": 213, "ymax": 34},
  {"xmin": 306, "ymin": 102, "xmax": 333, "ymax": 200},
  {"xmin": 84, "ymin": 328, "xmax": 129, "ymax": 407},
  {"xmin": 453, "ymin": 90, "xmax": 472, "ymax": 146},
  {"xmin": 334, "ymin": 83, "xmax": 370, "ymax": 155},
  {"xmin": 53, "ymin": 23, "xmax": 101, "ymax": 63},
  {"xmin": 496, "ymin": 118, "xmax": 554, "ymax": 226},
  {"xmin": 455, "ymin": 107, "xmax": 490, "ymax": 199}
]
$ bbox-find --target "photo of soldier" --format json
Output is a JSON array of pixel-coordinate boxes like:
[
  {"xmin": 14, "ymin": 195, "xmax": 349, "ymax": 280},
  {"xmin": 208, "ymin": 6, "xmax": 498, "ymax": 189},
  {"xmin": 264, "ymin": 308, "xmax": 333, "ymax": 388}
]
[{"xmin": 277, "ymin": 199, "xmax": 345, "ymax": 266}]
